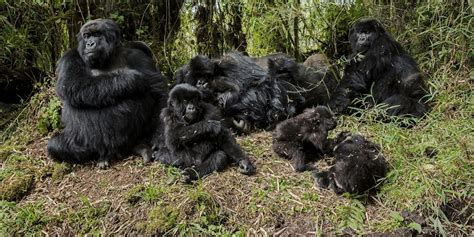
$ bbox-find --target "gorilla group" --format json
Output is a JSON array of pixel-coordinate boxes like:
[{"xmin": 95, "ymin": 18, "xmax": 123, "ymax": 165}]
[
  {"xmin": 175, "ymin": 51, "xmax": 337, "ymax": 133},
  {"xmin": 47, "ymin": 19, "xmax": 168, "ymax": 169},
  {"xmin": 174, "ymin": 52, "xmax": 293, "ymax": 133},
  {"xmin": 272, "ymin": 109, "xmax": 388, "ymax": 195},
  {"xmin": 47, "ymin": 18, "xmax": 427, "ymax": 191},
  {"xmin": 329, "ymin": 18, "xmax": 429, "ymax": 118}
]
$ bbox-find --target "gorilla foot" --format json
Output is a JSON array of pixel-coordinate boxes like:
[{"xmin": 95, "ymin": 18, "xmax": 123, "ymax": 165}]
[
  {"xmin": 181, "ymin": 168, "xmax": 198, "ymax": 184},
  {"xmin": 233, "ymin": 119, "xmax": 251, "ymax": 133},
  {"xmin": 133, "ymin": 144, "xmax": 152, "ymax": 164},
  {"xmin": 238, "ymin": 159, "xmax": 256, "ymax": 175}
]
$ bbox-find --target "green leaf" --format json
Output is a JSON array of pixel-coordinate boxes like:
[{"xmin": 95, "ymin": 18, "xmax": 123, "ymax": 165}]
[{"xmin": 408, "ymin": 222, "xmax": 422, "ymax": 233}]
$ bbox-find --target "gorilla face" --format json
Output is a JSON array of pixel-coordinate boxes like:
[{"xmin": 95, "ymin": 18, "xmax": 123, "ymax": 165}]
[
  {"xmin": 312, "ymin": 106, "xmax": 337, "ymax": 131},
  {"xmin": 189, "ymin": 55, "xmax": 216, "ymax": 89},
  {"xmin": 349, "ymin": 19, "xmax": 385, "ymax": 53},
  {"xmin": 168, "ymin": 84, "xmax": 203, "ymax": 124},
  {"xmin": 77, "ymin": 19, "xmax": 121, "ymax": 68}
]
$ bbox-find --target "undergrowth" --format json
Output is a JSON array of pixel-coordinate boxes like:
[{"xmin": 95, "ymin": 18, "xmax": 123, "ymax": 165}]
[{"xmin": 0, "ymin": 1, "xmax": 472, "ymax": 235}]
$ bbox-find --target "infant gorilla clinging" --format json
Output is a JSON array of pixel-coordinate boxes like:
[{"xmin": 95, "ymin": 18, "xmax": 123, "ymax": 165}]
[{"xmin": 156, "ymin": 84, "xmax": 255, "ymax": 183}]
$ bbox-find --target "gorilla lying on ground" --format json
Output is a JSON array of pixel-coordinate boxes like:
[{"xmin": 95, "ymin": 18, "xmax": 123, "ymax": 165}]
[
  {"xmin": 272, "ymin": 106, "xmax": 336, "ymax": 172},
  {"xmin": 175, "ymin": 52, "xmax": 294, "ymax": 133},
  {"xmin": 156, "ymin": 84, "xmax": 255, "ymax": 183},
  {"xmin": 313, "ymin": 132, "xmax": 388, "ymax": 195},
  {"xmin": 47, "ymin": 19, "xmax": 168, "ymax": 169},
  {"xmin": 329, "ymin": 18, "xmax": 429, "ymax": 118},
  {"xmin": 253, "ymin": 53, "xmax": 338, "ymax": 113}
]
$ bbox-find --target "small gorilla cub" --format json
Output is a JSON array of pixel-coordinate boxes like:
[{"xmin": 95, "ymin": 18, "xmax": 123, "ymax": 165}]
[
  {"xmin": 158, "ymin": 84, "xmax": 255, "ymax": 183},
  {"xmin": 272, "ymin": 106, "xmax": 336, "ymax": 172},
  {"xmin": 313, "ymin": 132, "xmax": 388, "ymax": 195},
  {"xmin": 330, "ymin": 18, "xmax": 428, "ymax": 118}
]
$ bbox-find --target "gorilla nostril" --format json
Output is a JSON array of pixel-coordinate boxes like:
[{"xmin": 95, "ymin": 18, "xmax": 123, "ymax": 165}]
[
  {"xmin": 86, "ymin": 41, "xmax": 96, "ymax": 49},
  {"xmin": 187, "ymin": 104, "xmax": 195, "ymax": 112}
]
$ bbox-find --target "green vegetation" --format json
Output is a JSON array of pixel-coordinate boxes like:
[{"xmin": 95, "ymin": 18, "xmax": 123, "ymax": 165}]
[{"xmin": 0, "ymin": 0, "xmax": 472, "ymax": 235}]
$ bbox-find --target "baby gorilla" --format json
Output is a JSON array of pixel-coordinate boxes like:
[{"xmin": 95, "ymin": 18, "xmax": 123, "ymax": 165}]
[
  {"xmin": 313, "ymin": 132, "xmax": 388, "ymax": 195},
  {"xmin": 272, "ymin": 106, "xmax": 336, "ymax": 172},
  {"xmin": 158, "ymin": 84, "xmax": 255, "ymax": 183}
]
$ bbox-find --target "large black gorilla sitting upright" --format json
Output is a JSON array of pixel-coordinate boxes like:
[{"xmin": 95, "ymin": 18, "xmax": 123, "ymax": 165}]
[
  {"xmin": 330, "ymin": 19, "xmax": 429, "ymax": 118},
  {"xmin": 47, "ymin": 19, "xmax": 168, "ymax": 168}
]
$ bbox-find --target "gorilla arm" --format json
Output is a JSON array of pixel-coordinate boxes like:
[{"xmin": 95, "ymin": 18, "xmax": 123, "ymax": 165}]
[
  {"xmin": 329, "ymin": 65, "xmax": 369, "ymax": 112},
  {"xmin": 56, "ymin": 49, "xmax": 150, "ymax": 108},
  {"xmin": 162, "ymin": 108, "xmax": 222, "ymax": 149}
]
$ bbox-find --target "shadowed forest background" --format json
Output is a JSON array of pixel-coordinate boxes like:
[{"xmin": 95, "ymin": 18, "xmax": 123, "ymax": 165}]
[{"xmin": 0, "ymin": 0, "xmax": 472, "ymax": 235}]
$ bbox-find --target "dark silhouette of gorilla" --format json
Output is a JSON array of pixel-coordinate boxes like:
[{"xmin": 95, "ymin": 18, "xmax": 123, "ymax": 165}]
[
  {"xmin": 253, "ymin": 53, "xmax": 338, "ymax": 113},
  {"xmin": 330, "ymin": 19, "xmax": 429, "ymax": 118},
  {"xmin": 272, "ymin": 106, "xmax": 336, "ymax": 172},
  {"xmin": 157, "ymin": 84, "xmax": 255, "ymax": 183},
  {"xmin": 313, "ymin": 132, "xmax": 388, "ymax": 195},
  {"xmin": 175, "ymin": 52, "xmax": 294, "ymax": 133},
  {"xmin": 269, "ymin": 56, "xmax": 338, "ymax": 113},
  {"xmin": 47, "ymin": 19, "xmax": 168, "ymax": 169}
]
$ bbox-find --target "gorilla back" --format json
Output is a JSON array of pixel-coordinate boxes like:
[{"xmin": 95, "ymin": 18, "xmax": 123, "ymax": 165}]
[{"xmin": 47, "ymin": 19, "xmax": 168, "ymax": 168}]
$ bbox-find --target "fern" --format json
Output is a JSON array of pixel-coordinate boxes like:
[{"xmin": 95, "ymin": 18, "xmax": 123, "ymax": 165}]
[{"xmin": 337, "ymin": 199, "xmax": 366, "ymax": 234}]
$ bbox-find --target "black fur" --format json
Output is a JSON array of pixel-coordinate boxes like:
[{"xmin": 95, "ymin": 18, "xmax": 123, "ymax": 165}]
[
  {"xmin": 330, "ymin": 19, "xmax": 428, "ymax": 118},
  {"xmin": 175, "ymin": 52, "xmax": 294, "ymax": 133},
  {"xmin": 157, "ymin": 84, "xmax": 255, "ymax": 183},
  {"xmin": 267, "ymin": 55, "xmax": 338, "ymax": 113},
  {"xmin": 47, "ymin": 19, "xmax": 168, "ymax": 168},
  {"xmin": 313, "ymin": 132, "xmax": 388, "ymax": 195},
  {"xmin": 272, "ymin": 106, "xmax": 336, "ymax": 172}
]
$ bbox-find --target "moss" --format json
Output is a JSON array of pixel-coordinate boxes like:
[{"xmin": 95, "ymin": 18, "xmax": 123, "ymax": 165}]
[
  {"xmin": 135, "ymin": 204, "xmax": 179, "ymax": 234},
  {"xmin": 0, "ymin": 173, "xmax": 34, "ymax": 201},
  {"xmin": 51, "ymin": 162, "xmax": 72, "ymax": 183},
  {"xmin": 124, "ymin": 184, "xmax": 146, "ymax": 205},
  {"xmin": 36, "ymin": 96, "xmax": 62, "ymax": 136},
  {"xmin": 67, "ymin": 197, "xmax": 110, "ymax": 235},
  {"xmin": 0, "ymin": 201, "xmax": 54, "ymax": 235}
]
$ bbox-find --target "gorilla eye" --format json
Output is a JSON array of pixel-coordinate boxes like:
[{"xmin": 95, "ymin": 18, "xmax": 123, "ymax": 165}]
[{"xmin": 83, "ymin": 33, "xmax": 90, "ymax": 39}]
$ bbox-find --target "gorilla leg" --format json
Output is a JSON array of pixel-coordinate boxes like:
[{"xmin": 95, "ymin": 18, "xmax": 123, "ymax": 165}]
[
  {"xmin": 217, "ymin": 130, "xmax": 255, "ymax": 175},
  {"xmin": 47, "ymin": 133, "xmax": 96, "ymax": 164},
  {"xmin": 133, "ymin": 144, "xmax": 153, "ymax": 164},
  {"xmin": 272, "ymin": 141, "xmax": 307, "ymax": 172},
  {"xmin": 182, "ymin": 150, "xmax": 228, "ymax": 183}
]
